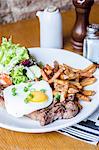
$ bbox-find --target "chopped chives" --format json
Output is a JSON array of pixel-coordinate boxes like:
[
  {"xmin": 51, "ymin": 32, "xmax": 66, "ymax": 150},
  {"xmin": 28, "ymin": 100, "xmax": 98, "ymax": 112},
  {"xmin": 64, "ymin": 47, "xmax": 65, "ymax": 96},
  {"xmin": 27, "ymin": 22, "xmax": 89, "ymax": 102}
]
[
  {"xmin": 12, "ymin": 87, "xmax": 17, "ymax": 96},
  {"xmin": 12, "ymin": 92, "xmax": 17, "ymax": 96},
  {"xmin": 40, "ymin": 89, "xmax": 46, "ymax": 93},
  {"xmin": 29, "ymin": 93, "xmax": 34, "ymax": 98},
  {"xmin": 12, "ymin": 87, "xmax": 16, "ymax": 92},
  {"xmin": 24, "ymin": 87, "xmax": 28, "ymax": 92},
  {"xmin": 28, "ymin": 83, "xmax": 32, "ymax": 87},
  {"xmin": 24, "ymin": 98, "xmax": 29, "ymax": 104},
  {"xmin": 54, "ymin": 93, "xmax": 60, "ymax": 101}
]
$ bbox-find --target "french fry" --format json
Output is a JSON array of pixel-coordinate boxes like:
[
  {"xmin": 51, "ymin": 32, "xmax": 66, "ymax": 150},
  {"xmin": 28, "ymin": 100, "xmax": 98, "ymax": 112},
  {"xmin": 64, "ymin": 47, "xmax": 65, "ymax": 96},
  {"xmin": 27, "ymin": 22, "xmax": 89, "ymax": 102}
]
[
  {"xmin": 75, "ymin": 77, "xmax": 80, "ymax": 82},
  {"xmin": 64, "ymin": 70, "xmax": 80, "ymax": 80},
  {"xmin": 59, "ymin": 64, "xmax": 66, "ymax": 70},
  {"xmin": 48, "ymin": 68, "xmax": 64, "ymax": 83},
  {"xmin": 54, "ymin": 79, "xmax": 69, "ymax": 93},
  {"xmin": 41, "ymin": 69, "xmax": 49, "ymax": 81},
  {"xmin": 80, "ymin": 72, "xmax": 93, "ymax": 78},
  {"xmin": 43, "ymin": 64, "xmax": 53, "ymax": 75},
  {"xmin": 69, "ymin": 83, "xmax": 79, "ymax": 90},
  {"xmin": 41, "ymin": 62, "xmax": 96, "ymax": 105},
  {"xmin": 80, "ymin": 77, "xmax": 96, "ymax": 87},
  {"xmin": 45, "ymin": 64, "xmax": 53, "ymax": 70},
  {"xmin": 81, "ymin": 90, "xmax": 96, "ymax": 96},
  {"xmin": 60, "ymin": 91, "xmax": 67, "ymax": 102},
  {"xmin": 80, "ymin": 64, "xmax": 96, "ymax": 77},
  {"xmin": 76, "ymin": 93, "xmax": 91, "ymax": 102},
  {"xmin": 60, "ymin": 73, "xmax": 68, "ymax": 80},
  {"xmin": 68, "ymin": 88, "xmax": 79, "ymax": 94},
  {"xmin": 64, "ymin": 68, "xmax": 71, "ymax": 76},
  {"xmin": 70, "ymin": 81, "xmax": 82, "ymax": 89},
  {"xmin": 86, "ymin": 65, "xmax": 96, "ymax": 74},
  {"xmin": 54, "ymin": 79, "xmax": 68, "ymax": 85},
  {"xmin": 81, "ymin": 64, "xmax": 96, "ymax": 73},
  {"xmin": 63, "ymin": 64, "xmax": 81, "ymax": 73},
  {"xmin": 54, "ymin": 83, "xmax": 69, "ymax": 92},
  {"xmin": 68, "ymin": 73, "xmax": 76, "ymax": 80},
  {"xmin": 44, "ymin": 68, "xmax": 52, "ymax": 75}
]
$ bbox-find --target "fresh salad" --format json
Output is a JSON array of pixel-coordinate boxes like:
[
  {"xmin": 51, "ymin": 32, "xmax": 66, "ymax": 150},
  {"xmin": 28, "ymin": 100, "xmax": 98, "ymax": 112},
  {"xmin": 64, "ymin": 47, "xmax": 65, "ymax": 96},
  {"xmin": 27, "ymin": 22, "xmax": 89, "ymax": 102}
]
[{"xmin": 0, "ymin": 37, "xmax": 42, "ymax": 85}]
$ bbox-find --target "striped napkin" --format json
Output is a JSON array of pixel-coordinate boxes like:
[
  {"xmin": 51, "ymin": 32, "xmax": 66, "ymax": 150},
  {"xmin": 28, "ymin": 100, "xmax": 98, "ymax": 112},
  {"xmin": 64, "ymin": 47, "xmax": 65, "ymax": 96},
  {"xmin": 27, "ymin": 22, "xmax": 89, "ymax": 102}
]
[{"xmin": 58, "ymin": 107, "xmax": 99, "ymax": 145}]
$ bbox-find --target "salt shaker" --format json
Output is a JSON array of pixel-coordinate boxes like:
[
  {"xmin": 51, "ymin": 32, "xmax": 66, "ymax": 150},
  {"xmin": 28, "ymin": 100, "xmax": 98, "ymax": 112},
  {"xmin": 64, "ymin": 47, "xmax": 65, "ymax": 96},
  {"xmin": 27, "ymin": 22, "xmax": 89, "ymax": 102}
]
[
  {"xmin": 36, "ymin": 6, "xmax": 63, "ymax": 49},
  {"xmin": 83, "ymin": 24, "xmax": 99, "ymax": 64}
]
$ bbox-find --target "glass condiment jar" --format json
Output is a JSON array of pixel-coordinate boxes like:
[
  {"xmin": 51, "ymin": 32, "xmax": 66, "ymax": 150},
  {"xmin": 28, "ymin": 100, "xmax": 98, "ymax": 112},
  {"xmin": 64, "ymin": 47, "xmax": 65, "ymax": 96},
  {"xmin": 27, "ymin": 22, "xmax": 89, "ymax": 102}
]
[{"xmin": 83, "ymin": 24, "xmax": 99, "ymax": 64}]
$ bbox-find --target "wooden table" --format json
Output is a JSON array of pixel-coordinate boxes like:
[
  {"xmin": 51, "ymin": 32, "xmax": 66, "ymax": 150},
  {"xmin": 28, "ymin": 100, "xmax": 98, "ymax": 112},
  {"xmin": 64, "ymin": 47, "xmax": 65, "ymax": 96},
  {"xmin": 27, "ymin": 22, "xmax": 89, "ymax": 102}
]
[{"xmin": 0, "ymin": 4, "xmax": 99, "ymax": 150}]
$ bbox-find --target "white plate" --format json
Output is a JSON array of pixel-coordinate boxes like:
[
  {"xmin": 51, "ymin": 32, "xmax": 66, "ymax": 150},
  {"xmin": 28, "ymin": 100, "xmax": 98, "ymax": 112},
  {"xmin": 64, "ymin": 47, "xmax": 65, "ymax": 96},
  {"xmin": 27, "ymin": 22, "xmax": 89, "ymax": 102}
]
[{"xmin": 0, "ymin": 48, "xmax": 99, "ymax": 133}]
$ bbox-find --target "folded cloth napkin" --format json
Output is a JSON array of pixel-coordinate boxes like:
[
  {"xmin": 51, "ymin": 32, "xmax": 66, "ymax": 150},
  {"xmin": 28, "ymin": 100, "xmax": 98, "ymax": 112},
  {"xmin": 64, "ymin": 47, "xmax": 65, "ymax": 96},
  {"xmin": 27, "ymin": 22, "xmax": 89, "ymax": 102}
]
[{"xmin": 58, "ymin": 107, "xmax": 99, "ymax": 145}]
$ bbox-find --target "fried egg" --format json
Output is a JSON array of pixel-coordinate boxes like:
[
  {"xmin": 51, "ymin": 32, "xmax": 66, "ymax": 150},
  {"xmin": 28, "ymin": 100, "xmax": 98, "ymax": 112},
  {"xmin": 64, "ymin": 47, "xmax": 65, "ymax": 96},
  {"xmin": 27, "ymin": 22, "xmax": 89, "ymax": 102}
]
[{"xmin": 3, "ymin": 80, "xmax": 53, "ymax": 117}]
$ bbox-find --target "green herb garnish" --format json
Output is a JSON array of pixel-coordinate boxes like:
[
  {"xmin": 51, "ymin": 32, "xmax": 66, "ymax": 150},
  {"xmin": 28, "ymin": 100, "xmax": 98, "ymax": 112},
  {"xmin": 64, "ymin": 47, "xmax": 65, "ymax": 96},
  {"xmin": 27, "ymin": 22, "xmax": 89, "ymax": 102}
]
[
  {"xmin": 40, "ymin": 89, "xmax": 46, "ymax": 93},
  {"xmin": 54, "ymin": 93, "xmax": 60, "ymax": 101},
  {"xmin": 29, "ymin": 93, "xmax": 34, "ymax": 98},
  {"xmin": 28, "ymin": 83, "xmax": 32, "ymax": 87},
  {"xmin": 24, "ymin": 98, "xmax": 29, "ymax": 104},
  {"xmin": 24, "ymin": 87, "xmax": 28, "ymax": 92},
  {"xmin": 12, "ymin": 93, "xmax": 17, "ymax": 96},
  {"xmin": 12, "ymin": 87, "xmax": 17, "ymax": 96}
]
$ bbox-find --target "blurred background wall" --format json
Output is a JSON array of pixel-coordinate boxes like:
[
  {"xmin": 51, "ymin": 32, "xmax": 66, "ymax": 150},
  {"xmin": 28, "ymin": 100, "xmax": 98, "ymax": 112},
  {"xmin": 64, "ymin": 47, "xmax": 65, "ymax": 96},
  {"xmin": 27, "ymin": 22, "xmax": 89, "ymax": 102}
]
[{"xmin": 0, "ymin": 0, "xmax": 99, "ymax": 24}]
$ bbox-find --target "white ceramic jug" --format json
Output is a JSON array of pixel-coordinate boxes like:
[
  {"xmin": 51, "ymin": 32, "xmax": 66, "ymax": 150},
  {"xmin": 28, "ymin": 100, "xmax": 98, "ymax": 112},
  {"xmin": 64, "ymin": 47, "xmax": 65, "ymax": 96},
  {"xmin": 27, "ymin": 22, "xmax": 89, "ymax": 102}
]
[{"xmin": 36, "ymin": 6, "xmax": 63, "ymax": 48}]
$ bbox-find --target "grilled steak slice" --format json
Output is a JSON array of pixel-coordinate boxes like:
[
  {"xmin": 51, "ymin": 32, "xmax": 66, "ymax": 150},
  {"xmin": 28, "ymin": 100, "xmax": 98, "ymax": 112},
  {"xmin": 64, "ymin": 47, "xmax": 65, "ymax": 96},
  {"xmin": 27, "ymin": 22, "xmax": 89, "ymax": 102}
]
[{"xmin": 27, "ymin": 101, "xmax": 79, "ymax": 126}]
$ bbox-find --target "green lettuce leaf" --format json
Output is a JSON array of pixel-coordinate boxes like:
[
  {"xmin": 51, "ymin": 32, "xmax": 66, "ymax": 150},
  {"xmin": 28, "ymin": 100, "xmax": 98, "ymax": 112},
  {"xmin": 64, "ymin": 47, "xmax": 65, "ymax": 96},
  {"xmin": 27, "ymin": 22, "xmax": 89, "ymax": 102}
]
[
  {"xmin": 0, "ymin": 37, "xmax": 29, "ymax": 73},
  {"xmin": 10, "ymin": 65, "xmax": 28, "ymax": 84}
]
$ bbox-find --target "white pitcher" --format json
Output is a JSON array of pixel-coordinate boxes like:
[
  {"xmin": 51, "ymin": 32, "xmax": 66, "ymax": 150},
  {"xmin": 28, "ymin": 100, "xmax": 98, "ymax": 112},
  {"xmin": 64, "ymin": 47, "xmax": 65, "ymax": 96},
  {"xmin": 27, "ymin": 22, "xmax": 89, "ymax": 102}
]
[{"xmin": 36, "ymin": 6, "xmax": 63, "ymax": 49}]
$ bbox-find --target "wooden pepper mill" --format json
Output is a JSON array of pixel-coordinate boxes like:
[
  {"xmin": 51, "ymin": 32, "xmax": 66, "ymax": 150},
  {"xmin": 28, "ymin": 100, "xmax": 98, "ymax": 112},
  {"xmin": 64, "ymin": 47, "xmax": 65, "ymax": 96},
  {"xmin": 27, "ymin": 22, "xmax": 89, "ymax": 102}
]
[{"xmin": 71, "ymin": 0, "xmax": 94, "ymax": 51}]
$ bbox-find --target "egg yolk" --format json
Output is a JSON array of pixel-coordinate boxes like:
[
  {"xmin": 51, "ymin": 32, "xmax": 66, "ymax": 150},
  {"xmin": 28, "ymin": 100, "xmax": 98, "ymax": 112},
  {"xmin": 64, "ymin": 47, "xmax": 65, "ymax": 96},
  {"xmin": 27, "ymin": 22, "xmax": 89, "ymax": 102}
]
[{"xmin": 26, "ymin": 91, "xmax": 48, "ymax": 103}]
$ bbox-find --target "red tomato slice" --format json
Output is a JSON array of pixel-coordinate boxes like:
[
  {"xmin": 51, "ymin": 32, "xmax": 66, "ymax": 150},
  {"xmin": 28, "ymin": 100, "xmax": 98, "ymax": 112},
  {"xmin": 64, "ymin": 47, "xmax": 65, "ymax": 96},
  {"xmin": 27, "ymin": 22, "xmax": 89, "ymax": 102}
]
[{"xmin": 0, "ymin": 74, "xmax": 12, "ymax": 85}]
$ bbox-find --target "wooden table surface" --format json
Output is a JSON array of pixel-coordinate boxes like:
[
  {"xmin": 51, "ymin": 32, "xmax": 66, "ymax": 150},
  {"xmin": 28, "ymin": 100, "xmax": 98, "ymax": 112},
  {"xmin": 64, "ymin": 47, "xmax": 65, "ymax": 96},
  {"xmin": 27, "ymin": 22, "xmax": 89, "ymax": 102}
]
[{"xmin": 0, "ymin": 4, "xmax": 99, "ymax": 150}]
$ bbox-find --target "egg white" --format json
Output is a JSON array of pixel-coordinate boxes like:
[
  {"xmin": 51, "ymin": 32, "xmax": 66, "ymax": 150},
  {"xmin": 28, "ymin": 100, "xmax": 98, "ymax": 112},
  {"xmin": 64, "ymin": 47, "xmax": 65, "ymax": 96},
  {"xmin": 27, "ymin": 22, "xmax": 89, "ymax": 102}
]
[{"xmin": 3, "ymin": 80, "xmax": 53, "ymax": 117}]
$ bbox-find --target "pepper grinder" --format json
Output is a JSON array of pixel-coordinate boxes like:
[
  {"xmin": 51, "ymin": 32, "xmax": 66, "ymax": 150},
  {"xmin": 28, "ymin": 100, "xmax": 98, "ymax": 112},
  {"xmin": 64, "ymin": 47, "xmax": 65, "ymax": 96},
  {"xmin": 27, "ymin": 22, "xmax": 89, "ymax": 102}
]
[{"xmin": 71, "ymin": 0, "xmax": 94, "ymax": 51}]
